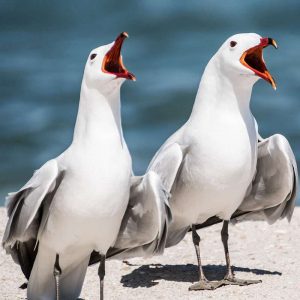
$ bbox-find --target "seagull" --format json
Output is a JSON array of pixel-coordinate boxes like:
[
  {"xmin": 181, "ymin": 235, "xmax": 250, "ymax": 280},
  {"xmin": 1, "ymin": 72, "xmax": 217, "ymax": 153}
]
[
  {"xmin": 143, "ymin": 33, "xmax": 298, "ymax": 290},
  {"xmin": 2, "ymin": 32, "xmax": 136, "ymax": 300}
]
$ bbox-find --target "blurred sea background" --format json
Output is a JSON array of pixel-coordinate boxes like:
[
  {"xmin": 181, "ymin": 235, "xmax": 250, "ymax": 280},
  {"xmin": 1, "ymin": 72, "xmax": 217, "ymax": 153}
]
[{"xmin": 0, "ymin": 0, "xmax": 299, "ymax": 205}]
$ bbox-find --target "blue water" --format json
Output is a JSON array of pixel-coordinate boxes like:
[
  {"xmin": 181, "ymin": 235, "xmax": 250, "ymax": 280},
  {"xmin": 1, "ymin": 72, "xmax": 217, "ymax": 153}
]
[{"xmin": 0, "ymin": 1, "xmax": 299, "ymax": 205}]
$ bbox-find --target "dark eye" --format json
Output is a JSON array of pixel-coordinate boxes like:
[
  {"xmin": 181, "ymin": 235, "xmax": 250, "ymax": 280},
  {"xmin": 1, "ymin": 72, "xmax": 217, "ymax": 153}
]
[
  {"xmin": 90, "ymin": 53, "xmax": 97, "ymax": 60},
  {"xmin": 230, "ymin": 41, "xmax": 237, "ymax": 48}
]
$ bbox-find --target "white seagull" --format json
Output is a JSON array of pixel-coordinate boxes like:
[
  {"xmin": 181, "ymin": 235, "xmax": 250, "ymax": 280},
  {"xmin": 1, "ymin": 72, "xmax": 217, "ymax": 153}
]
[
  {"xmin": 143, "ymin": 33, "xmax": 298, "ymax": 290},
  {"xmin": 2, "ymin": 32, "xmax": 136, "ymax": 300}
]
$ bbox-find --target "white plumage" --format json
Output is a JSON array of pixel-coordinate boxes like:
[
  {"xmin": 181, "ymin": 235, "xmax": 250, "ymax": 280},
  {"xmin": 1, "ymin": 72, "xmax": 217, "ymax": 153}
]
[
  {"xmin": 3, "ymin": 33, "xmax": 134, "ymax": 299},
  {"xmin": 106, "ymin": 33, "xmax": 297, "ymax": 290}
]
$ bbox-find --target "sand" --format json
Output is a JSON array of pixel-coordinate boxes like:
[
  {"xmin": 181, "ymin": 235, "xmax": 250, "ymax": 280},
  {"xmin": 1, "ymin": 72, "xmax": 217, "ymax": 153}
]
[{"xmin": 0, "ymin": 207, "xmax": 299, "ymax": 299}]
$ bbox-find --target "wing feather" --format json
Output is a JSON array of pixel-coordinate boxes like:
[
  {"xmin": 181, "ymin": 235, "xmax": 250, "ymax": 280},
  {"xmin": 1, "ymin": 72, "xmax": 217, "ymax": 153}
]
[
  {"xmin": 90, "ymin": 143, "xmax": 185, "ymax": 263},
  {"xmin": 2, "ymin": 159, "xmax": 64, "ymax": 279},
  {"xmin": 236, "ymin": 134, "xmax": 298, "ymax": 224}
]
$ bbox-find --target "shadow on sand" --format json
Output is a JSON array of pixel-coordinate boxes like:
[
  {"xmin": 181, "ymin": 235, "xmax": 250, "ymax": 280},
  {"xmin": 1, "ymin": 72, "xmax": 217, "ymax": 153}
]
[{"xmin": 121, "ymin": 264, "xmax": 281, "ymax": 288}]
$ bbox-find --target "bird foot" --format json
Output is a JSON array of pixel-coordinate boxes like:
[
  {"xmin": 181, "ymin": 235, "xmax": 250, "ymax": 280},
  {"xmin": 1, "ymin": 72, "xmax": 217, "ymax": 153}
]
[
  {"xmin": 189, "ymin": 279, "xmax": 223, "ymax": 291},
  {"xmin": 221, "ymin": 276, "xmax": 262, "ymax": 286}
]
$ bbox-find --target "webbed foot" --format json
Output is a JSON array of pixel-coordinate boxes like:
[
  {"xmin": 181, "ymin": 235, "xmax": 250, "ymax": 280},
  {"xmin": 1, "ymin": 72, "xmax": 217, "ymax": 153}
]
[
  {"xmin": 189, "ymin": 279, "xmax": 223, "ymax": 291},
  {"xmin": 221, "ymin": 276, "xmax": 261, "ymax": 286}
]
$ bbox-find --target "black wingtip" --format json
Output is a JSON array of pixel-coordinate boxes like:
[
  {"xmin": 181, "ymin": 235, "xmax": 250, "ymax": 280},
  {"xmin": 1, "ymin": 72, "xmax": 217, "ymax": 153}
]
[{"xmin": 19, "ymin": 282, "xmax": 28, "ymax": 289}]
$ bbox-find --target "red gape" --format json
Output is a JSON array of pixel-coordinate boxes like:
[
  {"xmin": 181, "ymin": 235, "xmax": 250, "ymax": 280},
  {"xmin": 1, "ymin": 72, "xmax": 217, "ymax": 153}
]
[{"xmin": 101, "ymin": 32, "xmax": 136, "ymax": 81}]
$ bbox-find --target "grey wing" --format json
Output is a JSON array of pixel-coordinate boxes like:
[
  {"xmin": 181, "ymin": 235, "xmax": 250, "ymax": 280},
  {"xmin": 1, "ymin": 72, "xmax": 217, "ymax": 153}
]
[
  {"xmin": 148, "ymin": 142, "xmax": 189, "ymax": 248},
  {"xmin": 193, "ymin": 134, "xmax": 298, "ymax": 231},
  {"xmin": 148, "ymin": 142, "xmax": 185, "ymax": 193},
  {"xmin": 105, "ymin": 171, "xmax": 171, "ymax": 260},
  {"xmin": 2, "ymin": 159, "xmax": 64, "ymax": 279},
  {"xmin": 235, "ymin": 134, "xmax": 298, "ymax": 223},
  {"xmin": 93, "ymin": 143, "xmax": 185, "ymax": 262}
]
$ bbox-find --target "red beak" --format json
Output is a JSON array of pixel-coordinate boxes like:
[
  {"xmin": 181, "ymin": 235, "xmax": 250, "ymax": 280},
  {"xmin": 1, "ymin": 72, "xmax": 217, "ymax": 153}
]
[
  {"xmin": 102, "ymin": 32, "xmax": 136, "ymax": 81},
  {"xmin": 240, "ymin": 37, "xmax": 277, "ymax": 90}
]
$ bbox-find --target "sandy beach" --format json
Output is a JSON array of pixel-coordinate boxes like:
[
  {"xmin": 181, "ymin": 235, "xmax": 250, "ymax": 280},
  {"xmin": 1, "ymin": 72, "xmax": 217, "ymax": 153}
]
[{"xmin": 1, "ymin": 207, "xmax": 299, "ymax": 299}]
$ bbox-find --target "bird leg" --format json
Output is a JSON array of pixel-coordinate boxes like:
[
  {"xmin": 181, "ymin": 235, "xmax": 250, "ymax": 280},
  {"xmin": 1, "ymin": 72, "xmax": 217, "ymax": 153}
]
[
  {"xmin": 53, "ymin": 254, "xmax": 62, "ymax": 300},
  {"xmin": 98, "ymin": 254, "xmax": 106, "ymax": 300},
  {"xmin": 220, "ymin": 220, "xmax": 261, "ymax": 286},
  {"xmin": 189, "ymin": 225, "xmax": 222, "ymax": 291}
]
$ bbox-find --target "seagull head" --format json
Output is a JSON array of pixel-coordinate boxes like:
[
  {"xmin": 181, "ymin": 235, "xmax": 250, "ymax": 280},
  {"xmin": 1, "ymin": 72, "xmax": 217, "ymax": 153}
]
[
  {"xmin": 215, "ymin": 33, "xmax": 277, "ymax": 90},
  {"xmin": 83, "ymin": 32, "xmax": 136, "ymax": 92}
]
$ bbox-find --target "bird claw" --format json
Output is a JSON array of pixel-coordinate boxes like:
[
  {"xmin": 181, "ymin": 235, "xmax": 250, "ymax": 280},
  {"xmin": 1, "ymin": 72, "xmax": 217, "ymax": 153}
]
[
  {"xmin": 189, "ymin": 279, "xmax": 223, "ymax": 291},
  {"xmin": 189, "ymin": 276, "xmax": 261, "ymax": 291},
  {"xmin": 221, "ymin": 277, "xmax": 262, "ymax": 286}
]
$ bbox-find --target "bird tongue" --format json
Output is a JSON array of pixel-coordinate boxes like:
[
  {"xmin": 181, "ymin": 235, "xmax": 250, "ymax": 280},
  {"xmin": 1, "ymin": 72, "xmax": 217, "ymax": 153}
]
[{"xmin": 102, "ymin": 32, "xmax": 136, "ymax": 81}]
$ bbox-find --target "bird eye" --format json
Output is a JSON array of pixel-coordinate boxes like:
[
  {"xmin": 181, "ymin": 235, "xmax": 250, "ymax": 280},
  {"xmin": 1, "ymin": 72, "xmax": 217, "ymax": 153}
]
[
  {"xmin": 230, "ymin": 41, "xmax": 237, "ymax": 48},
  {"xmin": 90, "ymin": 53, "xmax": 97, "ymax": 60}
]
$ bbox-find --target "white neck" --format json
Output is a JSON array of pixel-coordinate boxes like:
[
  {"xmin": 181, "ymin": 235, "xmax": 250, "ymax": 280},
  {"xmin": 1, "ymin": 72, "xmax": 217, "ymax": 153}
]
[
  {"xmin": 189, "ymin": 57, "xmax": 256, "ymax": 124},
  {"xmin": 72, "ymin": 79, "xmax": 124, "ymax": 146}
]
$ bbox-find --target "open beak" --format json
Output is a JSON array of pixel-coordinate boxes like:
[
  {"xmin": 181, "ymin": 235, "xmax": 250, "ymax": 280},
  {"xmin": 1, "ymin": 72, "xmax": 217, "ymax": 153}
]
[
  {"xmin": 240, "ymin": 37, "xmax": 277, "ymax": 90},
  {"xmin": 102, "ymin": 32, "xmax": 136, "ymax": 81}
]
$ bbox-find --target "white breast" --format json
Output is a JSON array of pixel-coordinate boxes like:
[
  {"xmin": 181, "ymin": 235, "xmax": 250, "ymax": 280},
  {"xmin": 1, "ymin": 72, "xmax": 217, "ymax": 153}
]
[
  {"xmin": 171, "ymin": 109, "xmax": 257, "ymax": 225},
  {"xmin": 42, "ymin": 140, "xmax": 132, "ymax": 254}
]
